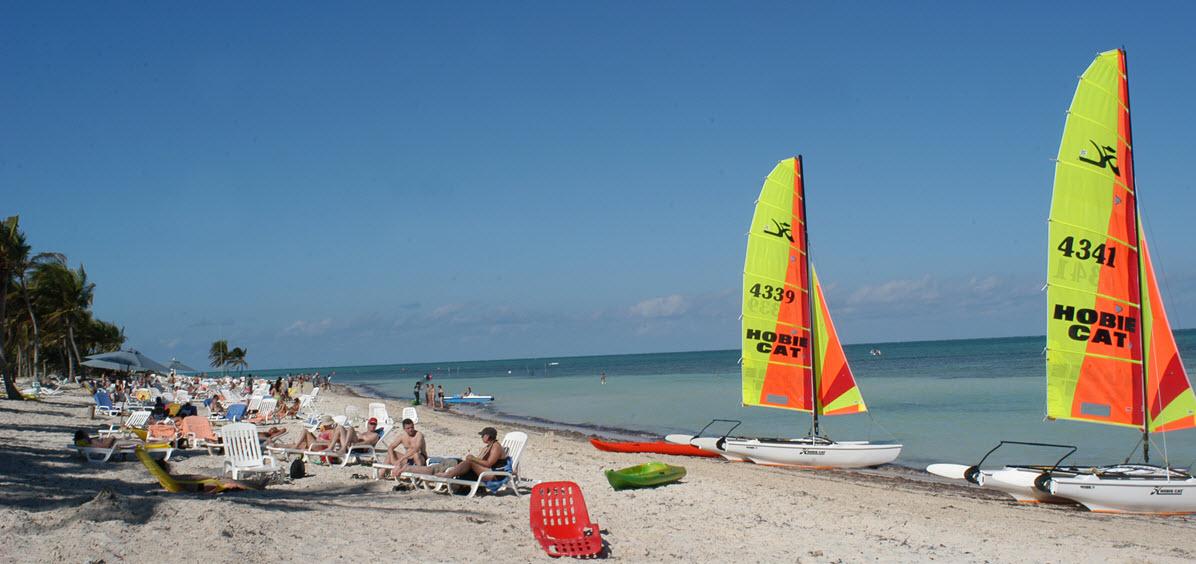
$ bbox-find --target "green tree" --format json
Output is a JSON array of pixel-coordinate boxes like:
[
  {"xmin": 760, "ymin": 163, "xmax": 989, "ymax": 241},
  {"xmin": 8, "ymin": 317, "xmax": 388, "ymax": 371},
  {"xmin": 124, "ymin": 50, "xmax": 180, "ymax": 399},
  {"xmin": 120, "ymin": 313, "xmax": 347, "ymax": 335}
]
[
  {"xmin": 209, "ymin": 339, "xmax": 230, "ymax": 375},
  {"xmin": 31, "ymin": 261, "xmax": 95, "ymax": 382},
  {"xmin": 227, "ymin": 346, "xmax": 248, "ymax": 374},
  {"xmin": 1, "ymin": 216, "xmax": 26, "ymax": 399}
]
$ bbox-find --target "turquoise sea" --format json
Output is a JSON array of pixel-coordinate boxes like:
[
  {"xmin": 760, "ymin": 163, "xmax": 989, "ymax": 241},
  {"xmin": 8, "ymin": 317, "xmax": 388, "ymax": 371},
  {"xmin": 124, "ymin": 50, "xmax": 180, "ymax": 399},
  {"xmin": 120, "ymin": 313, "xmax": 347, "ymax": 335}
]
[{"xmin": 246, "ymin": 330, "xmax": 1196, "ymax": 471}]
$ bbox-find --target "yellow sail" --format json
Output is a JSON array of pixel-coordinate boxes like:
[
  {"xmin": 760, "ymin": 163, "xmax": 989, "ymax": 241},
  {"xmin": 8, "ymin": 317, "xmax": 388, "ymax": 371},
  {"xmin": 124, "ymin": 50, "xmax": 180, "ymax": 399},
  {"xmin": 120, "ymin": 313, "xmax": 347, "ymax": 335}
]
[
  {"xmin": 1046, "ymin": 48, "xmax": 1195, "ymax": 436},
  {"xmin": 742, "ymin": 157, "xmax": 813, "ymax": 412},
  {"xmin": 1046, "ymin": 49, "xmax": 1143, "ymax": 428}
]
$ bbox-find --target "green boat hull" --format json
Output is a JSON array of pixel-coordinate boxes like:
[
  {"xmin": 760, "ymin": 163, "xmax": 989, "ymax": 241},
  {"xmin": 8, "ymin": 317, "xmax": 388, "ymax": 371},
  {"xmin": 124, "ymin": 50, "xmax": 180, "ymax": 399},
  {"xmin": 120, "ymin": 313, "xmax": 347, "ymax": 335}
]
[{"xmin": 604, "ymin": 462, "xmax": 686, "ymax": 491}]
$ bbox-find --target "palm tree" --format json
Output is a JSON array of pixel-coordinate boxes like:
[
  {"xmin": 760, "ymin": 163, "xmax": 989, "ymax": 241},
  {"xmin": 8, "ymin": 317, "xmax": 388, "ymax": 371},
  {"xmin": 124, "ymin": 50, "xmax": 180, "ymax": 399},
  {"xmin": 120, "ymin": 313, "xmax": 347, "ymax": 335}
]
[
  {"xmin": 31, "ymin": 261, "xmax": 94, "ymax": 382},
  {"xmin": 10, "ymin": 235, "xmax": 64, "ymax": 385},
  {"xmin": 1, "ymin": 216, "xmax": 26, "ymax": 399},
  {"xmin": 209, "ymin": 339, "xmax": 230, "ymax": 375},
  {"xmin": 227, "ymin": 347, "xmax": 248, "ymax": 374},
  {"xmin": 83, "ymin": 319, "xmax": 126, "ymax": 355}
]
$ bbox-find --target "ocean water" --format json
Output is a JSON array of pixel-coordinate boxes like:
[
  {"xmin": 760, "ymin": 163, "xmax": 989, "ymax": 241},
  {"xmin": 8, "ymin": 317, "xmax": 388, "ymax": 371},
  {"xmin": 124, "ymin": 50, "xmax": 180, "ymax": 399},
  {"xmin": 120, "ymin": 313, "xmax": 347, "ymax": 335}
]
[{"xmin": 246, "ymin": 330, "xmax": 1196, "ymax": 471}]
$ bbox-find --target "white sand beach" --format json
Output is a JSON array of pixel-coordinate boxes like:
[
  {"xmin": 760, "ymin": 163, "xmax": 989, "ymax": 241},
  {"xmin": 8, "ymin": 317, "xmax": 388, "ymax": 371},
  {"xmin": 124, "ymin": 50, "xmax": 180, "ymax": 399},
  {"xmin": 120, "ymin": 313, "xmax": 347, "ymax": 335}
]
[{"xmin": 3, "ymin": 384, "xmax": 1196, "ymax": 563}]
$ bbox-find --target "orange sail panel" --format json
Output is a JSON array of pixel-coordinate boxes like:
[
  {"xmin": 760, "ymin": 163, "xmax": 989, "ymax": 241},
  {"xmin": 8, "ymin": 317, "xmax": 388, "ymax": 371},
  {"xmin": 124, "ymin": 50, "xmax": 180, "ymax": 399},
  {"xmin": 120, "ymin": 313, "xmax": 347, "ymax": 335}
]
[
  {"xmin": 741, "ymin": 157, "xmax": 813, "ymax": 412},
  {"xmin": 1046, "ymin": 49, "xmax": 1145, "ymax": 429},
  {"xmin": 1140, "ymin": 231, "xmax": 1196, "ymax": 432},
  {"xmin": 811, "ymin": 267, "xmax": 866, "ymax": 415}
]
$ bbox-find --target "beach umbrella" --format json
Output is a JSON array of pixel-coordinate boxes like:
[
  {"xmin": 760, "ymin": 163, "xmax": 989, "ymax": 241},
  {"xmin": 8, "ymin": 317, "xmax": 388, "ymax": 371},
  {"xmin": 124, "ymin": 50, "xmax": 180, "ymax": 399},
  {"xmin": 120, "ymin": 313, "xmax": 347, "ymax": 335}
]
[
  {"xmin": 164, "ymin": 358, "xmax": 197, "ymax": 372},
  {"xmin": 81, "ymin": 349, "xmax": 170, "ymax": 374}
]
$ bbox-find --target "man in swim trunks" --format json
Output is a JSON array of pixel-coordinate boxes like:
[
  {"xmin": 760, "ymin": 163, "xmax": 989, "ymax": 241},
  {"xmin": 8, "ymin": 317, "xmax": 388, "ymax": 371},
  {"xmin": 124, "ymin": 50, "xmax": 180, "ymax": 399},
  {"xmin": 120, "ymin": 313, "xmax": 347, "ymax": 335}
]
[{"xmin": 381, "ymin": 418, "xmax": 427, "ymax": 477}]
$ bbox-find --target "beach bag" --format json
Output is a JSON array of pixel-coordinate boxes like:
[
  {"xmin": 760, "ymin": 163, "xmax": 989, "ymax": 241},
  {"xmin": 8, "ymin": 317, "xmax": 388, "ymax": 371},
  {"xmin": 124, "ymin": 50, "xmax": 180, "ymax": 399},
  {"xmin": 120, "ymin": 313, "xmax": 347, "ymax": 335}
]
[{"xmin": 289, "ymin": 458, "xmax": 305, "ymax": 479}]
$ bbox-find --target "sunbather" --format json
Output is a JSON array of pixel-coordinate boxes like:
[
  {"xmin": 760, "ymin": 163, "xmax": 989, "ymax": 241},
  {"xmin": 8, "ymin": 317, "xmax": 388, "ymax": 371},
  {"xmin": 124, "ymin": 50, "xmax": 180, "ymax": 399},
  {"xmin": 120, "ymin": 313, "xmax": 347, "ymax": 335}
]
[
  {"xmin": 405, "ymin": 426, "xmax": 503, "ymax": 479},
  {"xmin": 258, "ymin": 426, "xmax": 288, "ymax": 445},
  {"xmin": 74, "ymin": 429, "xmax": 119, "ymax": 449},
  {"xmin": 381, "ymin": 418, "xmax": 427, "ymax": 478},
  {"xmin": 281, "ymin": 398, "xmax": 301, "ymax": 419},
  {"xmin": 328, "ymin": 417, "xmax": 383, "ymax": 456},
  {"xmin": 289, "ymin": 416, "xmax": 338, "ymax": 451}
]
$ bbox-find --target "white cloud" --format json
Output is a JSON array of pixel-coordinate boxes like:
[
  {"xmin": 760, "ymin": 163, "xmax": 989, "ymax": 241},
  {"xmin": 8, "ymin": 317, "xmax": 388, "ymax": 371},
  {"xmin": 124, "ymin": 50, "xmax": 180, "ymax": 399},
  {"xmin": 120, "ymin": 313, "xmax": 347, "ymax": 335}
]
[
  {"xmin": 629, "ymin": 294, "xmax": 689, "ymax": 318},
  {"xmin": 282, "ymin": 318, "xmax": 334, "ymax": 337}
]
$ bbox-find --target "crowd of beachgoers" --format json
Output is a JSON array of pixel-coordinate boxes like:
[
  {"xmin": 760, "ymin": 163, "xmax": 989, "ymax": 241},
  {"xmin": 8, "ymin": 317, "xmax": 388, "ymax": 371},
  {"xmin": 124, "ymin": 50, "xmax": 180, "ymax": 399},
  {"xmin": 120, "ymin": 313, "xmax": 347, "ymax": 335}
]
[{"xmin": 2, "ymin": 377, "xmax": 1196, "ymax": 562}]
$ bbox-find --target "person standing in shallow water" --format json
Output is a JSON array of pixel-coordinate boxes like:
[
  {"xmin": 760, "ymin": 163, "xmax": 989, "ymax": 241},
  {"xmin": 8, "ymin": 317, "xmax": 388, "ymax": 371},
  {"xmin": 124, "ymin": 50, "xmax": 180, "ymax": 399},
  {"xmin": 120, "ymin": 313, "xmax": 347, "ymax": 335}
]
[{"xmin": 600, "ymin": 371, "xmax": 606, "ymax": 385}]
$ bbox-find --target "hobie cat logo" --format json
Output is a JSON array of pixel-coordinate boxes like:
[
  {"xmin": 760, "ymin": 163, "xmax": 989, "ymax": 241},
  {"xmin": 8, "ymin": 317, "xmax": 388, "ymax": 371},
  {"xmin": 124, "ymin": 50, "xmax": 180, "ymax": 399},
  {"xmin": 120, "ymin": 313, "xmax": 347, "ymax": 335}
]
[
  {"xmin": 1078, "ymin": 140, "xmax": 1119, "ymax": 175},
  {"xmin": 1151, "ymin": 487, "xmax": 1183, "ymax": 496},
  {"xmin": 763, "ymin": 219, "xmax": 794, "ymax": 243}
]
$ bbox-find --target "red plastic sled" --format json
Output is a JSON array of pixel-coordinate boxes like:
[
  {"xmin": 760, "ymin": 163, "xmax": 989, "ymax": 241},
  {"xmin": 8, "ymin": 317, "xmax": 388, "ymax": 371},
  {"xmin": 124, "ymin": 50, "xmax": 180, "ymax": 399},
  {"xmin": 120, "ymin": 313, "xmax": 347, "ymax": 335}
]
[{"xmin": 529, "ymin": 481, "xmax": 604, "ymax": 558}]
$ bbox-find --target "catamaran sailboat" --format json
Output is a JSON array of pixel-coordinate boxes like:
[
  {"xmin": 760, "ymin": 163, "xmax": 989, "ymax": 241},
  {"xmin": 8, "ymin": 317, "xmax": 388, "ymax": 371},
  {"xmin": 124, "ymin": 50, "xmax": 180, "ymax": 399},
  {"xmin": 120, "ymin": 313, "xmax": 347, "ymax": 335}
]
[
  {"xmin": 930, "ymin": 49, "xmax": 1196, "ymax": 514},
  {"xmin": 680, "ymin": 156, "xmax": 902, "ymax": 468}
]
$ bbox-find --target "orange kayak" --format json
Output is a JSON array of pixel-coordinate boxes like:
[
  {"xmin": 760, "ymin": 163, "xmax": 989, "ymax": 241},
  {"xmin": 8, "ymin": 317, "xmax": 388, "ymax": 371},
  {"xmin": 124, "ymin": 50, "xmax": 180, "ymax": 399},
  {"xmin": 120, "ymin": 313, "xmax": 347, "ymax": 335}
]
[{"xmin": 589, "ymin": 437, "xmax": 721, "ymax": 458}]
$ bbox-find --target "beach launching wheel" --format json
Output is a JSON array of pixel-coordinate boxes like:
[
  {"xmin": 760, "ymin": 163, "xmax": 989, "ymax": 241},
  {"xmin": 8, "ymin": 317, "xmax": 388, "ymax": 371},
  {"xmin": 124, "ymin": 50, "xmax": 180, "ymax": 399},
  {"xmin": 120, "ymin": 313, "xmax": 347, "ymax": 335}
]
[{"xmin": 529, "ymin": 481, "xmax": 603, "ymax": 558}]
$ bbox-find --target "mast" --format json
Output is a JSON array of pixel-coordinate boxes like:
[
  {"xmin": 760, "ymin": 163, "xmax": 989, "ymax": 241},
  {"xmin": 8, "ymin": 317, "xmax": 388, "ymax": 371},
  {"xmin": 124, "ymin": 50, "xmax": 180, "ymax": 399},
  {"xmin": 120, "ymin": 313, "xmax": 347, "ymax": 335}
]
[
  {"xmin": 1122, "ymin": 48, "xmax": 1150, "ymax": 464},
  {"xmin": 798, "ymin": 155, "xmax": 821, "ymax": 437}
]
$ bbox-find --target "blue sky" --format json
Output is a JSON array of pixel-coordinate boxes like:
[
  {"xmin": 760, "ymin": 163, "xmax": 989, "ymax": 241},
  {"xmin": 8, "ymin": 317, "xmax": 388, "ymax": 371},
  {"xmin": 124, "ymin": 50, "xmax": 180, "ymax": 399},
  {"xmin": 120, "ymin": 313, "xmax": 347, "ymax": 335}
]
[{"xmin": 4, "ymin": 3, "xmax": 1196, "ymax": 368}]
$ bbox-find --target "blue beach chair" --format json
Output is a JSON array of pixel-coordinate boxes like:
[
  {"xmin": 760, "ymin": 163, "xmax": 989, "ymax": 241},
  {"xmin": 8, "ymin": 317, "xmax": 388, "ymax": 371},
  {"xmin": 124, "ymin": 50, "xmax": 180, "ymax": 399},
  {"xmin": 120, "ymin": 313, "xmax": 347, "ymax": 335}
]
[{"xmin": 94, "ymin": 390, "xmax": 121, "ymax": 417}]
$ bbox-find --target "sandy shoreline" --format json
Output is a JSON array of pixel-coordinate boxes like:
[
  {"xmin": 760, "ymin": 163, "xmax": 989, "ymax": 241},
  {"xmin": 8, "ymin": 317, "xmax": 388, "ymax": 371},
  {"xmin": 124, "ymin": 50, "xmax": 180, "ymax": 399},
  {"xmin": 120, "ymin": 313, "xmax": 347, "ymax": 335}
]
[{"xmin": 2, "ymin": 384, "xmax": 1196, "ymax": 563}]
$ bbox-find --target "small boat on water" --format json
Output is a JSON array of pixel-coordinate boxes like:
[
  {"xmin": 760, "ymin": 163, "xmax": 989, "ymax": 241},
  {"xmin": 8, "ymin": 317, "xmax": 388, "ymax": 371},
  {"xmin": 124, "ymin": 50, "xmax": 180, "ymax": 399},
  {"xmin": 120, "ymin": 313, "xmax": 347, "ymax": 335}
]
[
  {"xmin": 443, "ymin": 394, "xmax": 494, "ymax": 405},
  {"xmin": 930, "ymin": 49, "xmax": 1196, "ymax": 514},
  {"xmin": 589, "ymin": 437, "xmax": 720, "ymax": 458},
  {"xmin": 605, "ymin": 462, "xmax": 686, "ymax": 491},
  {"xmin": 682, "ymin": 156, "xmax": 902, "ymax": 468}
]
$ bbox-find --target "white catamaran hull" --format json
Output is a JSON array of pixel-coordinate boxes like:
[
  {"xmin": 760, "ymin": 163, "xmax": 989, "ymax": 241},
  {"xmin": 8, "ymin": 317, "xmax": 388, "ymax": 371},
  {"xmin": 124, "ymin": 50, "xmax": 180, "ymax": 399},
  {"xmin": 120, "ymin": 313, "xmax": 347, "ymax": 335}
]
[
  {"xmin": 1050, "ymin": 473, "xmax": 1196, "ymax": 514},
  {"xmin": 980, "ymin": 468, "xmax": 1075, "ymax": 504},
  {"xmin": 926, "ymin": 464, "xmax": 1074, "ymax": 504},
  {"xmin": 684, "ymin": 436, "xmax": 749, "ymax": 461},
  {"xmin": 719, "ymin": 438, "xmax": 901, "ymax": 468}
]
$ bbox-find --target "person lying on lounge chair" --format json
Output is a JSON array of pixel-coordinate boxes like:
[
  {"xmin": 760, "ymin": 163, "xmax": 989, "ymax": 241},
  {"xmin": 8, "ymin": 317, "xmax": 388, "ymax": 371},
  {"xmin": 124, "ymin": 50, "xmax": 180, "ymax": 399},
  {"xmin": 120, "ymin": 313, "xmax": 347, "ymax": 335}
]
[
  {"xmin": 74, "ymin": 429, "xmax": 120, "ymax": 449},
  {"xmin": 381, "ymin": 418, "xmax": 427, "ymax": 478},
  {"xmin": 281, "ymin": 398, "xmax": 301, "ymax": 419},
  {"xmin": 289, "ymin": 416, "xmax": 339, "ymax": 451},
  {"xmin": 258, "ymin": 426, "xmax": 288, "ymax": 445},
  {"xmin": 328, "ymin": 417, "xmax": 384, "ymax": 457},
  {"xmin": 404, "ymin": 426, "xmax": 503, "ymax": 479}
]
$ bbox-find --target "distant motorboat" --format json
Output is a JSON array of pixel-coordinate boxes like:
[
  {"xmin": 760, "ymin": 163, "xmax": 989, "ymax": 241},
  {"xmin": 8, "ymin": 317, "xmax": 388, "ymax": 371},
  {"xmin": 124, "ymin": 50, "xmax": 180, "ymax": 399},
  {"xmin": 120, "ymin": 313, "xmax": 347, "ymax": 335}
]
[
  {"xmin": 443, "ymin": 394, "xmax": 495, "ymax": 404},
  {"xmin": 869, "ymin": 348, "xmax": 882, "ymax": 356}
]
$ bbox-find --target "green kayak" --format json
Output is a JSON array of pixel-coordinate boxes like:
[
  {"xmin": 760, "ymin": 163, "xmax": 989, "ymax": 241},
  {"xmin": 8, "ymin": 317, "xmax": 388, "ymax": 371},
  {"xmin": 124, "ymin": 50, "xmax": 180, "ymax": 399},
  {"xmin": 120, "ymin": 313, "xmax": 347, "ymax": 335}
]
[{"xmin": 604, "ymin": 462, "xmax": 686, "ymax": 491}]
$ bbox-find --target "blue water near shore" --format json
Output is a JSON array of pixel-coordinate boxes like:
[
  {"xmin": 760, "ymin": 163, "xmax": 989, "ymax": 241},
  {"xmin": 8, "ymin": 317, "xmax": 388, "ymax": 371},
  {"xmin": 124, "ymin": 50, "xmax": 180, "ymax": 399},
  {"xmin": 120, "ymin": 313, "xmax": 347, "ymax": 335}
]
[{"xmin": 248, "ymin": 330, "xmax": 1196, "ymax": 471}]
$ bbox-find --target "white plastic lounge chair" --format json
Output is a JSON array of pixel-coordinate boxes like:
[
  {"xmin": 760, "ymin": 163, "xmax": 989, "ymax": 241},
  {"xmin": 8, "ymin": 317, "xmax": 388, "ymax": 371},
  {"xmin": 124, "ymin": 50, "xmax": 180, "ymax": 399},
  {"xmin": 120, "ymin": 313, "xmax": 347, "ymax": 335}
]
[
  {"xmin": 406, "ymin": 432, "xmax": 533, "ymax": 497},
  {"xmin": 221, "ymin": 423, "xmax": 279, "ymax": 479},
  {"xmin": 401, "ymin": 406, "xmax": 418, "ymax": 425},
  {"xmin": 368, "ymin": 402, "xmax": 394, "ymax": 426},
  {"xmin": 98, "ymin": 410, "xmax": 151, "ymax": 438},
  {"xmin": 246, "ymin": 394, "xmax": 264, "ymax": 414},
  {"xmin": 342, "ymin": 427, "xmax": 398, "ymax": 467},
  {"xmin": 344, "ymin": 405, "xmax": 362, "ymax": 426},
  {"xmin": 245, "ymin": 398, "xmax": 278, "ymax": 424},
  {"xmin": 70, "ymin": 440, "xmax": 174, "ymax": 464}
]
